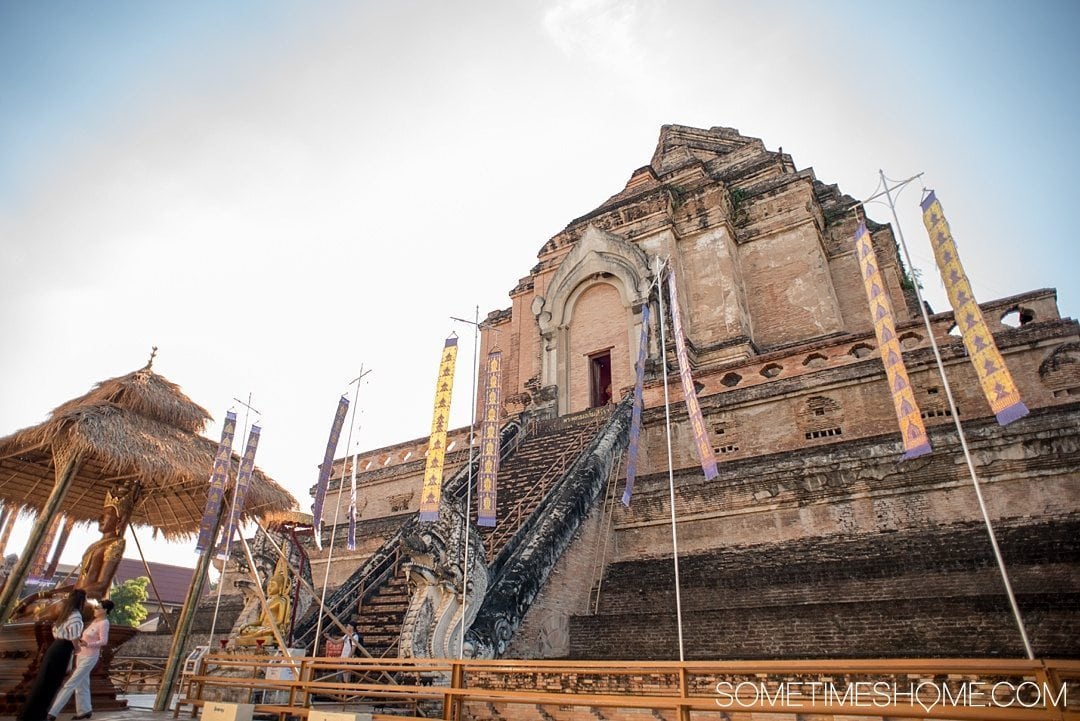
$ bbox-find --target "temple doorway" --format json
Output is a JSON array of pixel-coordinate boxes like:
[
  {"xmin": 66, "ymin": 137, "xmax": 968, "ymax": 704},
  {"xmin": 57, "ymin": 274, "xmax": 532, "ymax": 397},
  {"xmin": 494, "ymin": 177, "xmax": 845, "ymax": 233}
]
[{"xmin": 589, "ymin": 350, "xmax": 612, "ymax": 408}]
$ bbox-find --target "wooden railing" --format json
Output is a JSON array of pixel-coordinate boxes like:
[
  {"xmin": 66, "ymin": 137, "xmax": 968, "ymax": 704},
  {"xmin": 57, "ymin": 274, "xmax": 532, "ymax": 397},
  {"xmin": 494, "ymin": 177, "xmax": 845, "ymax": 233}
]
[
  {"xmin": 110, "ymin": 655, "xmax": 167, "ymax": 693},
  {"xmin": 175, "ymin": 654, "xmax": 1080, "ymax": 721}
]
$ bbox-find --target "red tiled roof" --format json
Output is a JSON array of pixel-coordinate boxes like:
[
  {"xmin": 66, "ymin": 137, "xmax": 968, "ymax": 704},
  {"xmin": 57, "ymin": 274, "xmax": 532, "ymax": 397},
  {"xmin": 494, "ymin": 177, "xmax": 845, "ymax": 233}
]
[{"xmin": 111, "ymin": 558, "xmax": 203, "ymax": 605}]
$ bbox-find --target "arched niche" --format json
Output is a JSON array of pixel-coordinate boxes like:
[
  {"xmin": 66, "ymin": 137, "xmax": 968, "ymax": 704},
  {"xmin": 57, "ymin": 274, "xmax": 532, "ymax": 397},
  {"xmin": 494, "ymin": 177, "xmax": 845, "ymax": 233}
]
[{"xmin": 531, "ymin": 225, "xmax": 654, "ymax": 415}]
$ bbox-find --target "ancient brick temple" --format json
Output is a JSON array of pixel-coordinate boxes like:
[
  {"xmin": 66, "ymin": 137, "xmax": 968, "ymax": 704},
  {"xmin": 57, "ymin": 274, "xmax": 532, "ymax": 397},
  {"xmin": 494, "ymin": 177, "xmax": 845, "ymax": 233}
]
[{"xmin": 296, "ymin": 124, "xmax": 1079, "ymax": 661}]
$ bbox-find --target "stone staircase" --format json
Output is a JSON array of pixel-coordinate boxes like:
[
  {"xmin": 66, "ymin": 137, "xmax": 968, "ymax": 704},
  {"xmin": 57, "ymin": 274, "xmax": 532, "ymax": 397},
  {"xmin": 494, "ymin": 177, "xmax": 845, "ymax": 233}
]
[
  {"xmin": 291, "ymin": 420, "xmax": 523, "ymax": 651},
  {"xmin": 293, "ymin": 400, "xmax": 632, "ymax": 659},
  {"xmin": 468, "ymin": 397, "xmax": 632, "ymax": 656},
  {"xmin": 356, "ymin": 569, "xmax": 410, "ymax": 657},
  {"xmin": 481, "ymin": 406, "xmax": 615, "ymax": 570}
]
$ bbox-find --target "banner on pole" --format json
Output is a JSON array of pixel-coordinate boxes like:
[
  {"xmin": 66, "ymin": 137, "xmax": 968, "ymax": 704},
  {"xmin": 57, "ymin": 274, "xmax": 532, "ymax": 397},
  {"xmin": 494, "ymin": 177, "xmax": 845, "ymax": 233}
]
[
  {"xmin": 216, "ymin": 424, "xmax": 261, "ymax": 559},
  {"xmin": 419, "ymin": 336, "xmax": 459, "ymax": 522},
  {"xmin": 667, "ymin": 268, "xmax": 719, "ymax": 480},
  {"xmin": 921, "ymin": 191, "xmax": 1029, "ymax": 425},
  {"xmin": 477, "ymin": 350, "xmax": 502, "ymax": 527},
  {"xmin": 312, "ymin": 396, "xmax": 350, "ymax": 548},
  {"xmin": 196, "ymin": 411, "xmax": 238, "ymax": 553},
  {"xmin": 622, "ymin": 304, "xmax": 650, "ymax": 506},
  {"xmin": 347, "ymin": 452, "xmax": 358, "ymax": 550},
  {"xmin": 854, "ymin": 223, "xmax": 931, "ymax": 458}
]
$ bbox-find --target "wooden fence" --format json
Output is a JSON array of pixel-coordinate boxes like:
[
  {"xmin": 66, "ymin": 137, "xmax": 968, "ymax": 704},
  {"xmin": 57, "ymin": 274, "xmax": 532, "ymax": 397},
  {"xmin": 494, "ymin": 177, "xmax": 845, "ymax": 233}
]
[{"xmin": 173, "ymin": 654, "xmax": 1080, "ymax": 721}]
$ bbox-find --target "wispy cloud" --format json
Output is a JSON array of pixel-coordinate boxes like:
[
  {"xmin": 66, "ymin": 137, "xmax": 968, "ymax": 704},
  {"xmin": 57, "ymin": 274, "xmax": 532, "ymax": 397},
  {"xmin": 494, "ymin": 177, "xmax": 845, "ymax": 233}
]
[{"xmin": 542, "ymin": 0, "xmax": 644, "ymax": 71}]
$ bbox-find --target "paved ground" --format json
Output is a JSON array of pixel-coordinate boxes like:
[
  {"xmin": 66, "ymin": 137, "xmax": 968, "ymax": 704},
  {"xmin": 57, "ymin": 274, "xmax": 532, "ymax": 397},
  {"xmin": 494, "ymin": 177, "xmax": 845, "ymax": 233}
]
[{"xmin": 0, "ymin": 696, "xmax": 170, "ymax": 721}]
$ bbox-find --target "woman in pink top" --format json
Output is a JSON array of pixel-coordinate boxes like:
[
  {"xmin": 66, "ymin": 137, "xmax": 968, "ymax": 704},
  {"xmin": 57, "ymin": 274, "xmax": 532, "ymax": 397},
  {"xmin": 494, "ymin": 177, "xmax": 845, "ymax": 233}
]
[{"xmin": 47, "ymin": 599, "xmax": 113, "ymax": 721}]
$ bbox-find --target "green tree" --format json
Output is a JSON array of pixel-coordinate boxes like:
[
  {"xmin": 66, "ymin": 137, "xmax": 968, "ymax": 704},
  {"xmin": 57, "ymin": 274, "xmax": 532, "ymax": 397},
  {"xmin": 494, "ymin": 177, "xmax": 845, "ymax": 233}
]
[{"xmin": 109, "ymin": 576, "xmax": 150, "ymax": 627}]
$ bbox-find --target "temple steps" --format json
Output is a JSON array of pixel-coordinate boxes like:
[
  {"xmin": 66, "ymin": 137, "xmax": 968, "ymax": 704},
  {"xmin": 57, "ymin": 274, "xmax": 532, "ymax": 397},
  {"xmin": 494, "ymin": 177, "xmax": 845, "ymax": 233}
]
[
  {"xmin": 479, "ymin": 408, "xmax": 613, "ymax": 561},
  {"xmin": 354, "ymin": 567, "xmax": 409, "ymax": 657}
]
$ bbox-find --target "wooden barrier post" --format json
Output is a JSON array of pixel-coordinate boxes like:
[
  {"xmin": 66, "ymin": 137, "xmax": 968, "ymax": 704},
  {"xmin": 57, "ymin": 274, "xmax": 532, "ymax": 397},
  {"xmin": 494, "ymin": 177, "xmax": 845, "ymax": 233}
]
[
  {"xmin": 677, "ymin": 664, "xmax": 690, "ymax": 721},
  {"xmin": 444, "ymin": 661, "xmax": 464, "ymax": 721}
]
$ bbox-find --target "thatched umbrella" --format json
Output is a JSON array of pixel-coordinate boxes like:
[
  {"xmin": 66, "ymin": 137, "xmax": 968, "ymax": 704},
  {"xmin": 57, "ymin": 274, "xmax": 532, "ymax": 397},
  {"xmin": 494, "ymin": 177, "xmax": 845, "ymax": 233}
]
[{"xmin": 0, "ymin": 364, "xmax": 297, "ymax": 620}]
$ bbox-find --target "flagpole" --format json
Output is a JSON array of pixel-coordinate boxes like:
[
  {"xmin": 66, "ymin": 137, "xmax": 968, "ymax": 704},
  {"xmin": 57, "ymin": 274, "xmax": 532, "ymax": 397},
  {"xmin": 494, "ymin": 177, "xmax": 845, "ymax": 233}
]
[
  {"xmin": 314, "ymin": 368, "xmax": 369, "ymax": 655},
  {"xmin": 873, "ymin": 170, "xmax": 1034, "ymax": 659},
  {"xmin": 450, "ymin": 307, "xmax": 481, "ymax": 659},
  {"xmin": 655, "ymin": 255, "xmax": 686, "ymax": 663},
  {"xmin": 207, "ymin": 393, "xmax": 258, "ymax": 644}
]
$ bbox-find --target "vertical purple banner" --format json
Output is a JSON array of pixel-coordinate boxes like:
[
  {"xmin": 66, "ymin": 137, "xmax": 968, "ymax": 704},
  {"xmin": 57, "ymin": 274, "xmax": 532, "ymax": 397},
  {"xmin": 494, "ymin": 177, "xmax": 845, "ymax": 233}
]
[
  {"xmin": 312, "ymin": 396, "xmax": 350, "ymax": 547},
  {"xmin": 622, "ymin": 304, "xmax": 650, "ymax": 506},
  {"xmin": 667, "ymin": 268, "xmax": 719, "ymax": 480},
  {"xmin": 196, "ymin": 411, "xmax": 238, "ymax": 553},
  {"xmin": 477, "ymin": 350, "xmax": 503, "ymax": 527},
  {"xmin": 215, "ymin": 424, "xmax": 261, "ymax": 558}
]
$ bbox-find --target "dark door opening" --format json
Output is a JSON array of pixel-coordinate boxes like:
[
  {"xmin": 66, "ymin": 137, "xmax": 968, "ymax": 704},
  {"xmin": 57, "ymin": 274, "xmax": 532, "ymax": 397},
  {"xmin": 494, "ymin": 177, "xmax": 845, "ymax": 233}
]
[{"xmin": 589, "ymin": 351, "xmax": 612, "ymax": 408}]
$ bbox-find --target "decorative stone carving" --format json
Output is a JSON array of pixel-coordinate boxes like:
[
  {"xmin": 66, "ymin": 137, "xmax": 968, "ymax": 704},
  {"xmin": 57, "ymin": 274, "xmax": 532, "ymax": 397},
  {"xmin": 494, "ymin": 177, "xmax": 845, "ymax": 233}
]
[
  {"xmin": 398, "ymin": 496, "xmax": 488, "ymax": 660},
  {"xmin": 532, "ymin": 224, "xmax": 654, "ymax": 414}
]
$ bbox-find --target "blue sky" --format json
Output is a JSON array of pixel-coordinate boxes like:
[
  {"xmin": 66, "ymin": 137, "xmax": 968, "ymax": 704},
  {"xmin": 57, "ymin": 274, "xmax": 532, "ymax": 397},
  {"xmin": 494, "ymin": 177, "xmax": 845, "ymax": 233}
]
[{"xmin": 1, "ymin": 0, "xmax": 1077, "ymax": 566}]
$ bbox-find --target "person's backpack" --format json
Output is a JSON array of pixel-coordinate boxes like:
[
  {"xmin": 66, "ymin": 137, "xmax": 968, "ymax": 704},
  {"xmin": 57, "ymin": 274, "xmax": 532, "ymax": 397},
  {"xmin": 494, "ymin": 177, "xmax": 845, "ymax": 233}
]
[{"xmin": 350, "ymin": 632, "xmax": 363, "ymax": 656}]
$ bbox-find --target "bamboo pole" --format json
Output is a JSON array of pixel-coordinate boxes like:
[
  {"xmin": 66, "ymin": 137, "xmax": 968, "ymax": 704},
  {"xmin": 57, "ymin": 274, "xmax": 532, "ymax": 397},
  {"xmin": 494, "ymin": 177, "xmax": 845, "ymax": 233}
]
[
  {"xmin": 0, "ymin": 450, "xmax": 81, "ymax": 623},
  {"xmin": 153, "ymin": 498, "xmax": 227, "ymax": 712},
  {"xmin": 131, "ymin": 528, "xmax": 174, "ymax": 633}
]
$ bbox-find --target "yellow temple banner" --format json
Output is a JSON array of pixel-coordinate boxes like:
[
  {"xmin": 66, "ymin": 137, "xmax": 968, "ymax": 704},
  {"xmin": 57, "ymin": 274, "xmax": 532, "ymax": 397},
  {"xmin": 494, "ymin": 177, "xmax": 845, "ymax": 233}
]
[
  {"xmin": 419, "ymin": 335, "xmax": 459, "ymax": 522},
  {"xmin": 920, "ymin": 191, "xmax": 1028, "ymax": 425},
  {"xmin": 854, "ymin": 223, "xmax": 931, "ymax": 458}
]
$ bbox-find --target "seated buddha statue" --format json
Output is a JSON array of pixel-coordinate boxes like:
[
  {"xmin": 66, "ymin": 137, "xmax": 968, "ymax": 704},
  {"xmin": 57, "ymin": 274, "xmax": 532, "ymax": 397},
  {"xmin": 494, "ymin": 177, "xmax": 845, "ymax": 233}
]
[
  {"xmin": 235, "ymin": 560, "xmax": 291, "ymax": 647},
  {"xmin": 12, "ymin": 488, "xmax": 133, "ymax": 623}
]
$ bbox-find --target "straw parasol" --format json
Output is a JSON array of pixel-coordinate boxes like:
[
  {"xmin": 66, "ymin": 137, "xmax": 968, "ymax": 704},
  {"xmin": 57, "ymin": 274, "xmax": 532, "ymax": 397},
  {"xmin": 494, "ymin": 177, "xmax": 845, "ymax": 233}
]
[{"xmin": 0, "ymin": 365, "xmax": 296, "ymax": 538}]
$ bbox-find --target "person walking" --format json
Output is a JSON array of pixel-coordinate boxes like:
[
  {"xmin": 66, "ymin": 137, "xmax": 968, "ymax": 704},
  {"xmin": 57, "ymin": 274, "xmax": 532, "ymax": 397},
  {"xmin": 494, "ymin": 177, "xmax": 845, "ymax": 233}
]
[
  {"xmin": 47, "ymin": 599, "xmax": 113, "ymax": 721},
  {"xmin": 17, "ymin": 589, "xmax": 86, "ymax": 721}
]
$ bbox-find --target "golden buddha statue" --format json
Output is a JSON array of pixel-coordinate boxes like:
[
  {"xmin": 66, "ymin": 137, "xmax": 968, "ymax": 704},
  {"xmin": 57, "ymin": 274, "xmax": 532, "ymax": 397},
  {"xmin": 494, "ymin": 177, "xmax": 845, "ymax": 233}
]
[
  {"xmin": 12, "ymin": 487, "xmax": 135, "ymax": 622},
  {"xmin": 235, "ymin": 558, "xmax": 292, "ymax": 647}
]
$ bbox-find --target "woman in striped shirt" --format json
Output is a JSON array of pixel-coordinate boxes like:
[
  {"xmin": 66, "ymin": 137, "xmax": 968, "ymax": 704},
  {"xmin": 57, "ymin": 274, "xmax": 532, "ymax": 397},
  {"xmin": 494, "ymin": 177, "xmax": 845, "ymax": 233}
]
[
  {"xmin": 48, "ymin": 599, "xmax": 114, "ymax": 720},
  {"xmin": 17, "ymin": 589, "xmax": 85, "ymax": 721}
]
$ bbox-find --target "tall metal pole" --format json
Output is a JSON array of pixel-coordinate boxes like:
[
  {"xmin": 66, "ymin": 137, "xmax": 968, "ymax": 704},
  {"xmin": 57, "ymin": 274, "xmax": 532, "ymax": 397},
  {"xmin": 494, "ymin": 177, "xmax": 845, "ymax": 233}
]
[
  {"xmin": 450, "ymin": 307, "xmax": 480, "ymax": 659},
  {"xmin": 877, "ymin": 169, "xmax": 1035, "ymax": 659},
  {"xmin": 655, "ymin": 255, "xmax": 686, "ymax": 662},
  {"xmin": 313, "ymin": 368, "xmax": 368, "ymax": 655}
]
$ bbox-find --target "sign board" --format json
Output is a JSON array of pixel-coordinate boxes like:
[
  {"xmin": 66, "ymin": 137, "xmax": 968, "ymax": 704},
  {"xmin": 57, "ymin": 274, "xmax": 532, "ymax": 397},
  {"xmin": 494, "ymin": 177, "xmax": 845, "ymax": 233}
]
[
  {"xmin": 202, "ymin": 702, "xmax": 254, "ymax": 721},
  {"xmin": 309, "ymin": 712, "xmax": 373, "ymax": 721},
  {"xmin": 181, "ymin": 645, "xmax": 209, "ymax": 677},
  {"xmin": 265, "ymin": 648, "xmax": 307, "ymax": 681}
]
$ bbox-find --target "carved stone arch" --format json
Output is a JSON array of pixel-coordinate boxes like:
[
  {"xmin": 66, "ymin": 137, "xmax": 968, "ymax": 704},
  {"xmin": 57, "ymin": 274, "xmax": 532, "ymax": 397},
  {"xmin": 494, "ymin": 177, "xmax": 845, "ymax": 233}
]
[
  {"xmin": 1039, "ymin": 342, "xmax": 1080, "ymax": 397},
  {"xmin": 531, "ymin": 225, "xmax": 654, "ymax": 415}
]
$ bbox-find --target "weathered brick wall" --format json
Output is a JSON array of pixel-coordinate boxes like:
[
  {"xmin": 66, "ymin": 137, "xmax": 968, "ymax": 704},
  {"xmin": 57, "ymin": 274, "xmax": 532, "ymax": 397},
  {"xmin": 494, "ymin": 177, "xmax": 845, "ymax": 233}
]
[
  {"xmin": 570, "ymin": 519, "xmax": 1080, "ymax": 659},
  {"xmin": 505, "ymin": 495, "xmax": 614, "ymax": 658},
  {"xmin": 741, "ymin": 216, "xmax": 844, "ymax": 349},
  {"xmin": 635, "ymin": 325, "xmax": 1078, "ymax": 480},
  {"xmin": 571, "ymin": 595, "xmax": 1079, "ymax": 659},
  {"xmin": 616, "ymin": 404, "xmax": 1080, "ymax": 560}
]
